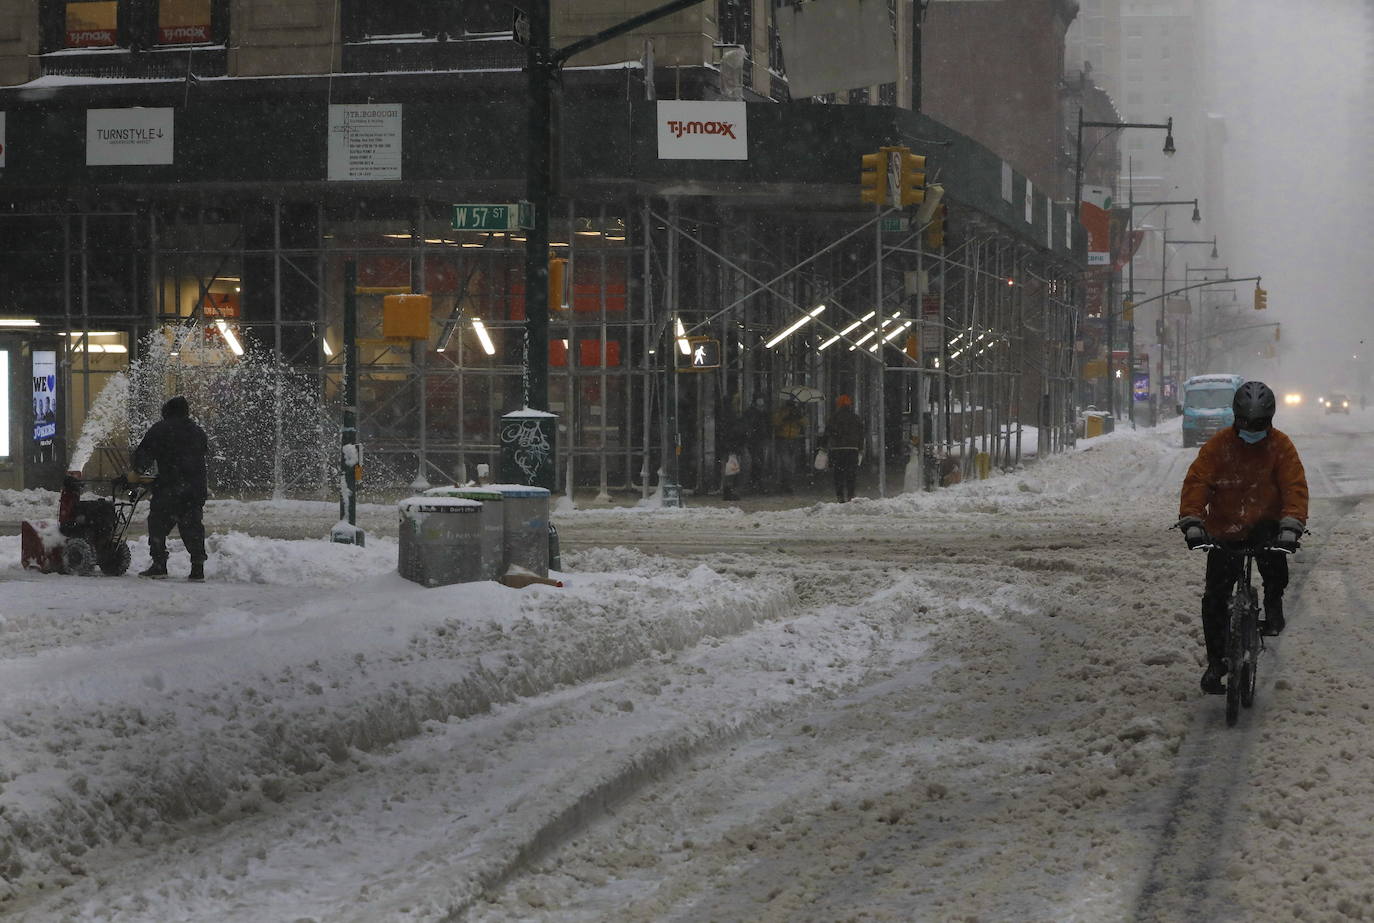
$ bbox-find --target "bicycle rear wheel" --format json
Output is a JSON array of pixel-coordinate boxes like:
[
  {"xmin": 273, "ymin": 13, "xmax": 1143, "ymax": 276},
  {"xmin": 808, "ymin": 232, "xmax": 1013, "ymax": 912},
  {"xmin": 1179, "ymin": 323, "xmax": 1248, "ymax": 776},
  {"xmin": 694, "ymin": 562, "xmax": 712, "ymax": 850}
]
[{"xmin": 1225, "ymin": 592, "xmax": 1246, "ymax": 726}]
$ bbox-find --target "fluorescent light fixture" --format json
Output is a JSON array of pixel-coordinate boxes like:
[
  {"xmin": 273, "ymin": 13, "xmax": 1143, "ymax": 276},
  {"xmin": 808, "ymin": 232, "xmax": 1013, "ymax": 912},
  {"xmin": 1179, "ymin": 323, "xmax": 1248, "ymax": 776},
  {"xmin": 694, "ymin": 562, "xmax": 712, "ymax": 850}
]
[
  {"xmin": 675, "ymin": 317, "xmax": 692, "ymax": 356},
  {"xmin": 75, "ymin": 344, "xmax": 128, "ymax": 354},
  {"xmin": 321, "ymin": 338, "xmax": 334, "ymax": 357},
  {"xmin": 0, "ymin": 318, "xmax": 39, "ymax": 327},
  {"xmin": 819, "ymin": 311, "xmax": 877, "ymax": 351},
  {"xmin": 848, "ymin": 313, "xmax": 903, "ymax": 351},
  {"xmin": 764, "ymin": 304, "xmax": 827, "ymax": 349},
  {"xmin": 472, "ymin": 318, "xmax": 496, "ymax": 356},
  {"xmin": 871, "ymin": 320, "xmax": 913, "ymax": 351},
  {"xmin": 60, "ymin": 331, "xmax": 118, "ymax": 337},
  {"xmin": 424, "ymin": 238, "xmax": 446, "ymax": 245},
  {"xmin": 549, "ymin": 241, "xmax": 570, "ymax": 248},
  {"xmin": 214, "ymin": 318, "xmax": 244, "ymax": 356},
  {"xmin": 384, "ymin": 233, "xmax": 411, "ymax": 239},
  {"xmin": 461, "ymin": 242, "xmax": 483, "ymax": 248}
]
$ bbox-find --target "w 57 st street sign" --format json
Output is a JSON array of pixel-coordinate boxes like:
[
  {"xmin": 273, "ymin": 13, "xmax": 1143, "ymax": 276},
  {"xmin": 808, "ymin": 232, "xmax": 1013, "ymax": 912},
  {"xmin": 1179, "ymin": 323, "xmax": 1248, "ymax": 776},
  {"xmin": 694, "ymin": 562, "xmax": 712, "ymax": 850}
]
[{"xmin": 451, "ymin": 202, "xmax": 533, "ymax": 232}]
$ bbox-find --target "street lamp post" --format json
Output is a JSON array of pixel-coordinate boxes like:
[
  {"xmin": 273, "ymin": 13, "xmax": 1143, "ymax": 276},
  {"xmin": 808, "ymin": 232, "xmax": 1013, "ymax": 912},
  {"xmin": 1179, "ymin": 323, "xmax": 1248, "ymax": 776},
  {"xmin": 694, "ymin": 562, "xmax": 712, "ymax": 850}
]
[
  {"xmin": 1073, "ymin": 109, "xmax": 1175, "ymax": 420},
  {"xmin": 1161, "ymin": 233, "xmax": 1219, "ymax": 392},
  {"xmin": 1073, "ymin": 110, "xmax": 1175, "ymax": 226},
  {"xmin": 1124, "ymin": 198, "xmax": 1201, "ymax": 425},
  {"xmin": 1185, "ymin": 264, "xmax": 1229, "ymax": 373}
]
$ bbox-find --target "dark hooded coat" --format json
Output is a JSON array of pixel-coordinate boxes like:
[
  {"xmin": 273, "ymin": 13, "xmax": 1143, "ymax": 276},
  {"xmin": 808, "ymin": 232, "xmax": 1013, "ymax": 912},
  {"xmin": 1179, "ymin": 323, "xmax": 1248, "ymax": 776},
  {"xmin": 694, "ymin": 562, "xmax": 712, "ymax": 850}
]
[{"xmin": 133, "ymin": 396, "xmax": 210, "ymax": 501}]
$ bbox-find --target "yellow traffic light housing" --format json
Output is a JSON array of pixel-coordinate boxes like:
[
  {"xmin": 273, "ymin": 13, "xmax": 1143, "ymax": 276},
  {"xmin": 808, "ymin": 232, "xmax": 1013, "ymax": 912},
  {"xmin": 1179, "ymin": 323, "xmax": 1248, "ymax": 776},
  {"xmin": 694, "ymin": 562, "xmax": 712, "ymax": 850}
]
[
  {"xmin": 1253, "ymin": 285, "xmax": 1267, "ymax": 310},
  {"xmin": 923, "ymin": 203, "xmax": 947, "ymax": 249},
  {"xmin": 897, "ymin": 151, "xmax": 927, "ymax": 207},
  {"xmin": 549, "ymin": 256, "xmax": 568, "ymax": 310},
  {"xmin": 1122, "ymin": 299, "xmax": 1134, "ymax": 323},
  {"xmin": 860, "ymin": 152, "xmax": 887, "ymax": 205}
]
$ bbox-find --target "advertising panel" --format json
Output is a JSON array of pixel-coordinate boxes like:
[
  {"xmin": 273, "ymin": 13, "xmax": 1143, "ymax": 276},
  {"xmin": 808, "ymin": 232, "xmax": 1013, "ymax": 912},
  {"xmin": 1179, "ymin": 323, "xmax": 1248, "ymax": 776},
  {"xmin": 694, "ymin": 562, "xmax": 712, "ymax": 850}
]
[
  {"xmin": 656, "ymin": 101, "xmax": 747, "ymax": 160},
  {"xmin": 87, "ymin": 108, "xmax": 175, "ymax": 166},
  {"xmin": 0, "ymin": 349, "xmax": 8, "ymax": 457},
  {"xmin": 0, "ymin": 112, "xmax": 6, "ymax": 169},
  {"xmin": 32, "ymin": 350, "xmax": 57, "ymax": 446},
  {"xmin": 1134, "ymin": 370, "xmax": 1151, "ymax": 402},
  {"xmin": 1080, "ymin": 185, "xmax": 1112, "ymax": 266}
]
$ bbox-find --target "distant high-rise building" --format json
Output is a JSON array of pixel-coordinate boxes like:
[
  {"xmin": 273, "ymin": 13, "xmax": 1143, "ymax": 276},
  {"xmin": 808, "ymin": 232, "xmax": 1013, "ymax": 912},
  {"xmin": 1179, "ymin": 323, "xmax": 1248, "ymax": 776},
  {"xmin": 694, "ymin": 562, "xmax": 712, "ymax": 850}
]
[{"xmin": 1065, "ymin": 0, "xmax": 1123, "ymax": 102}]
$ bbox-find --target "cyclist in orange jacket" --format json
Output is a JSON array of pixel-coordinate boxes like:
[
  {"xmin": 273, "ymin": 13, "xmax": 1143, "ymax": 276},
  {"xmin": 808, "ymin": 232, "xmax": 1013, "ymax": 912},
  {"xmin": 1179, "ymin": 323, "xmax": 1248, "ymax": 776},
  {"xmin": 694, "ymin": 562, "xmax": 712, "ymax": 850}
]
[{"xmin": 1177, "ymin": 381, "xmax": 1308, "ymax": 694}]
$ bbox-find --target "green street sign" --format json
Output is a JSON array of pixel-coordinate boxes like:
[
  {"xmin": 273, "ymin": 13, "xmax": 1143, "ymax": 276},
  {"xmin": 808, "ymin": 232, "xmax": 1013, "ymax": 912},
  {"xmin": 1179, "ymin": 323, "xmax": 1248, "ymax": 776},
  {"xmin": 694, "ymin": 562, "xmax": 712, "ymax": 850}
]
[
  {"xmin": 881, "ymin": 216, "xmax": 909, "ymax": 233},
  {"xmin": 451, "ymin": 202, "xmax": 533, "ymax": 232}
]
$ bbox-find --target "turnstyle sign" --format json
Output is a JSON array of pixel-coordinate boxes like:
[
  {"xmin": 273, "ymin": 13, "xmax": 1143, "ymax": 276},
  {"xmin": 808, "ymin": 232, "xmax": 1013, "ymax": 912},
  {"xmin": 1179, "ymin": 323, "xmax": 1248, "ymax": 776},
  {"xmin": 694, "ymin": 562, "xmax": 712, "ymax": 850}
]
[{"xmin": 451, "ymin": 202, "xmax": 532, "ymax": 232}]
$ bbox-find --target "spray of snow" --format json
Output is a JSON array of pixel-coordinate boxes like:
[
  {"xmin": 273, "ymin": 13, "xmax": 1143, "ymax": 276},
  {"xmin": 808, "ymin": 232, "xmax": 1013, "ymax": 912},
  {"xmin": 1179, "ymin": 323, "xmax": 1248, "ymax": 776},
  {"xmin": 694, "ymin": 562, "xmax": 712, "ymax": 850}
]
[
  {"xmin": 73, "ymin": 324, "xmax": 334, "ymax": 494},
  {"xmin": 68, "ymin": 372, "xmax": 131, "ymax": 474}
]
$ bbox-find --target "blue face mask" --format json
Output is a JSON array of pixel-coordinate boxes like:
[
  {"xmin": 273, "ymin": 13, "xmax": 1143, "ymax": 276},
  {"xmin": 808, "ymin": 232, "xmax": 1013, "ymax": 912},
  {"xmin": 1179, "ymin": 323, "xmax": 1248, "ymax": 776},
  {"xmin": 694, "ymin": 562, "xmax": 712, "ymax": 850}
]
[{"xmin": 1238, "ymin": 428, "xmax": 1268, "ymax": 444}]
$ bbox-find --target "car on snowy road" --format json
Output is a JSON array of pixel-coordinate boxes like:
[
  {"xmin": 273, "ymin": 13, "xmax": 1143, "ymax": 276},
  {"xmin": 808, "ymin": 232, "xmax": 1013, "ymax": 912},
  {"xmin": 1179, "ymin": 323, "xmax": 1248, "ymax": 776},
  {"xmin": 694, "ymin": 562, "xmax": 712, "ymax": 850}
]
[{"xmin": 1322, "ymin": 392, "xmax": 1352, "ymax": 414}]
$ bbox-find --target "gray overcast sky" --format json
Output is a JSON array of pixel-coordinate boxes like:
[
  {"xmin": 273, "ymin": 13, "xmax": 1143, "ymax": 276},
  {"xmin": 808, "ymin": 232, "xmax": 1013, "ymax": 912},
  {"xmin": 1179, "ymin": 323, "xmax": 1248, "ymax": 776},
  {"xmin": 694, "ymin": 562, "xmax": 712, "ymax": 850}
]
[{"xmin": 1208, "ymin": 0, "xmax": 1369, "ymax": 392}]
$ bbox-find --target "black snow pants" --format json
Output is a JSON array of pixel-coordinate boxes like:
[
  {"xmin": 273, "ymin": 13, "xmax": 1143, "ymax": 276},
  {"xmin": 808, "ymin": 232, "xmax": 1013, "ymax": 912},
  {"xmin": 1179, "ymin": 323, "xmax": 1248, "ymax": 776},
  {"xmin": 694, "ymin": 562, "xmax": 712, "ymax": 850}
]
[
  {"xmin": 830, "ymin": 448, "xmax": 859, "ymax": 502},
  {"xmin": 1200, "ymin": 535, "xmax": 1288, "ymax": 665},
  {"xmin": 148, "ymin": 491, "xmax": 207, "ymax": 565}
]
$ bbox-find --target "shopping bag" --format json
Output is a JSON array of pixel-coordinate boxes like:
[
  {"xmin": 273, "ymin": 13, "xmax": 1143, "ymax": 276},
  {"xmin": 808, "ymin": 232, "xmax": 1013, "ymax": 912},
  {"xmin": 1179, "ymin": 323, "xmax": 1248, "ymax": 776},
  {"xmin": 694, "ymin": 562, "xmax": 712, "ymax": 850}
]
[
  {"xmin": 813, "ymin": 448, "xmax": 829, "ymax": 471},
  {"xmin": 724, "ymin": 453, "xmax": 741, "ymax": 476}
]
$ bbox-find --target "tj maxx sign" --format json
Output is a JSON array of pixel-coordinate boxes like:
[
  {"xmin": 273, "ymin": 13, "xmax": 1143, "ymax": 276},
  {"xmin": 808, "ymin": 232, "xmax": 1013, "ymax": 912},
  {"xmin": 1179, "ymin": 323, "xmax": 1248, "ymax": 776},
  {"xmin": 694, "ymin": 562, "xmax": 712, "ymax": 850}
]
[{"xmin": 656, "ymin": 101, "xmax": 748, "ymax": 160}]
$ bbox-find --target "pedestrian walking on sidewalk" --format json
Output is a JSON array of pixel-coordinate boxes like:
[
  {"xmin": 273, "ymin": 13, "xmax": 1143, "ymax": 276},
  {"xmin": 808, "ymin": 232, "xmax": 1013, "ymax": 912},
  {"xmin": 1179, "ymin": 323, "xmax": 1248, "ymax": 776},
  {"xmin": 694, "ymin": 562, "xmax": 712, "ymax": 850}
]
[{"xmin": 822, "ymin": 394, "xmax": 864, "ymax": 502}]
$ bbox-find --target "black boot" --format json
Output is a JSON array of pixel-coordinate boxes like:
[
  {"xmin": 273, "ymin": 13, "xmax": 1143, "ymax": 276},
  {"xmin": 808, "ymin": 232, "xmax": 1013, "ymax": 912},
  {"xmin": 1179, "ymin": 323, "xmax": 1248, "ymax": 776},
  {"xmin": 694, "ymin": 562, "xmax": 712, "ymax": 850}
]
[
  {"xmin": 188, "ymin": 561, "xmax": 205, "ymax": 582},
  {"xmin": 139, "ymin": 561, "xmax": 168, "ymax": 579},
  {"xmin": 1200, "ymin": 660, "xmax": 1227, "ymax": 695},
  {"xmin": 1261, "ymin": 595, "xmax": 1285, "ymax": 636}
]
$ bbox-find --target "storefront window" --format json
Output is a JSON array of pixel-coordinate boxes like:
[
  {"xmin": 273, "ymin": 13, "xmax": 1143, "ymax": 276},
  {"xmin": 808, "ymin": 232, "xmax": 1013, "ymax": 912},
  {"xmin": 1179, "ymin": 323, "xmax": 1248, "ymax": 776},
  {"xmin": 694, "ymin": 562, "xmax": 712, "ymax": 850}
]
[
  {"xmin": 64, "ymin": 0, "xmax": 119, "ymax": 48},
  {"xmin": 157, "ymin": 0, "xmax": 211, "ymax": 44}
]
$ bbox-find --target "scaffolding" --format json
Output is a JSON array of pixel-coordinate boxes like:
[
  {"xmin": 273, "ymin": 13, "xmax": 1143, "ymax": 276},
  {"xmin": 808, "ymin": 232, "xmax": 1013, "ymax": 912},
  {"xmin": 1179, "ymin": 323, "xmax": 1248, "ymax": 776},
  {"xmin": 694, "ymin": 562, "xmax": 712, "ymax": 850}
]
[{"xmin": 1, "ymin": 186, "xmax": 1080, "ymax": 499}]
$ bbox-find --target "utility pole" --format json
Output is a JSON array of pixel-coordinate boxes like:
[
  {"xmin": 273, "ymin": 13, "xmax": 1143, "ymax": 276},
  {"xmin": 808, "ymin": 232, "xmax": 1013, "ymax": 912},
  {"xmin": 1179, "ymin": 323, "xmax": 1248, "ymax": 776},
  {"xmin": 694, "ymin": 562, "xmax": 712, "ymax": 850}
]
[{"xmin": 523, "ymin": 0, "xmax": 707, "ymax": 412}]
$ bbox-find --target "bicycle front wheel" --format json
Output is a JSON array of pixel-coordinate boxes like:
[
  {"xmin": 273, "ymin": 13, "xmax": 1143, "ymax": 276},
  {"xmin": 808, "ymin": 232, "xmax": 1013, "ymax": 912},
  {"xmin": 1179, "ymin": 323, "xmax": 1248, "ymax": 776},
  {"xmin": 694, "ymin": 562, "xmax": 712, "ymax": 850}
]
[
  {"xmin": 1225, "ymin": 593, "xmax": 1246, "ymax": 727},
  {"xmin": 1240, "ymin": 601, "xmax": 1260, "ymax": 709}
]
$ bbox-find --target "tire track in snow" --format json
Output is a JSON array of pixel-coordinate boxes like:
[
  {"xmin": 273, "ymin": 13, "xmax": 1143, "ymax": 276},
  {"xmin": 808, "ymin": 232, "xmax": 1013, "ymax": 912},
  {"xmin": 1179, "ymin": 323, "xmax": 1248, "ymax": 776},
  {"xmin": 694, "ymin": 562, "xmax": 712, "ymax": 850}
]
[{"xmin": 1131, "ymin": 494, "xmax": 1364, "ymax": 921}]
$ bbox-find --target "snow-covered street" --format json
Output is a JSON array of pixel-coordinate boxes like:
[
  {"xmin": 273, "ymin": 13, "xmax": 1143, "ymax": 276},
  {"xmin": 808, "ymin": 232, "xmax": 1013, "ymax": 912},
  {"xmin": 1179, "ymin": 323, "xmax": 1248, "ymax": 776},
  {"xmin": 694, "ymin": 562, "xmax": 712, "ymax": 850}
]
[{"xmin": 2, "ymin": 410, "xmax": 1373, "ymax": 922}]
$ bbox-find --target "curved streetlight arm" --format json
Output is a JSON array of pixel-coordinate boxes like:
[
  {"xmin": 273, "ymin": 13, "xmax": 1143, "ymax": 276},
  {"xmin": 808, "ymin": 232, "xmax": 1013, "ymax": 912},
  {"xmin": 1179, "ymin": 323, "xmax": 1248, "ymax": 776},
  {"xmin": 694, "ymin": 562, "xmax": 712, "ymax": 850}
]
[{"xmin": 1108, "ymin": 275, "xmax": 1261, "ymax": 320}]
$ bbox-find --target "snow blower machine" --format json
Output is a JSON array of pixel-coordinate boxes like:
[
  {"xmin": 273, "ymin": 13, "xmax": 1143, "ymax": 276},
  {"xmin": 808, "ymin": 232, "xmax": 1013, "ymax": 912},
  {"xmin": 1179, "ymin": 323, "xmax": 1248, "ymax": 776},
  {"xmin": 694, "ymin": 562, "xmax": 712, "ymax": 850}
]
[{"xmin": 21, "ymin": 472, "xmax": 152, "ymax": 575}]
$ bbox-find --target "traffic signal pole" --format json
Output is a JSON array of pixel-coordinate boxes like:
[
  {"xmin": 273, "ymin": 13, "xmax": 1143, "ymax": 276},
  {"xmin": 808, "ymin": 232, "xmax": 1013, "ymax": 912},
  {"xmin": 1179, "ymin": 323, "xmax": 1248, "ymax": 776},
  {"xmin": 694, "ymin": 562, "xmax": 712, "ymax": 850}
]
[{"xmin": 524, "ymin": 0, "xmax": 707, "ymax": 412}]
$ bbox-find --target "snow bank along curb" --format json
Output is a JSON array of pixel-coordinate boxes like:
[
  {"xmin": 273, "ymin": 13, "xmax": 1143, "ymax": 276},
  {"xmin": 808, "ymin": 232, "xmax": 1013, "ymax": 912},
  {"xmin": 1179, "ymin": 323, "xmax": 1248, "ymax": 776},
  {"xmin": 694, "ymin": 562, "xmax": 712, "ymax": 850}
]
[{"xmin": 0, "ymin": 561, "xmax": 793, "ymax": 899}]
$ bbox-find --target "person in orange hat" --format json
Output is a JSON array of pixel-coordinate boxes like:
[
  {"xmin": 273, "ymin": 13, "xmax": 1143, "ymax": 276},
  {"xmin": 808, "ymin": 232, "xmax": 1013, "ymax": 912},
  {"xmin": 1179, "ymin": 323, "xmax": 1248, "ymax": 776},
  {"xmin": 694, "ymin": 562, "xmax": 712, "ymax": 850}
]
[{"xmin": 821, "ymin": 394, "xmax": 864, "ymax": 502}]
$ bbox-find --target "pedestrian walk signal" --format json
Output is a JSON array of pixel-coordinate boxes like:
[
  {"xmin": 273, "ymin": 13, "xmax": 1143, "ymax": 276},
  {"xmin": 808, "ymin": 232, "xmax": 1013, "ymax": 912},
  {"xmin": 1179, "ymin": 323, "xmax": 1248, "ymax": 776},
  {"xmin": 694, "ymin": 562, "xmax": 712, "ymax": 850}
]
[{"xmin": 678, "ymin": 337, "xmax": 720, "ymax": 370}]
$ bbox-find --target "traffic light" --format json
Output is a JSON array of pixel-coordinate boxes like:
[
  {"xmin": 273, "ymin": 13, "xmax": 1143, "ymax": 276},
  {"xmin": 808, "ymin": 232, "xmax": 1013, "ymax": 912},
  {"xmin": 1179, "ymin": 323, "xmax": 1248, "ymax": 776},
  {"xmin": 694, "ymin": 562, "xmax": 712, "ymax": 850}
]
[
  {"xmin": 1253, "ymin": 285, "xmax": 1267, "ymax": 310},
  {"xmin": 1275, "ymin": 324, "xmax": 1281, "ymax": 341},
  {"xmin": 860, "ymin": 152, "xmax": 887, "ymax": 205},
  {"xmin": 897, "ymin": 151, "xmax": 927, "ymax": 207},
  {"xmin": 923, "ymin": 203, "xmax": 947, "ymax": 249},
  {"xmin": 1122, "ymin": 299, "xmax": 1134, "ymax": 323}
]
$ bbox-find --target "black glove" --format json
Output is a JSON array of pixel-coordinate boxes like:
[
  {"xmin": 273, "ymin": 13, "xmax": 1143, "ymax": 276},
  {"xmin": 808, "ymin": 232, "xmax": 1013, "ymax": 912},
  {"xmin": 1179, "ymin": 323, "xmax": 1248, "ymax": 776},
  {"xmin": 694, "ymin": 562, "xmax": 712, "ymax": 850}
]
[
  {"xmin": 1275, "ymin": 516, "xmax": 1304, "ymax": 553},
  {"xmin": 1177, "ymin": 516, "xmax": 1210, "ymax": 550}
]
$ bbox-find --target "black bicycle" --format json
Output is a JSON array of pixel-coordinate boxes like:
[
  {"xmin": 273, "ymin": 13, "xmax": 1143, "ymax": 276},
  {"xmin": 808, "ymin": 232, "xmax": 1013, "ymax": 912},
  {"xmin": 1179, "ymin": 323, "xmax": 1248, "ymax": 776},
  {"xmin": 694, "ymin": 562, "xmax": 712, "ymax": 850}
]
[{"xmin": 1191, "ymin": 536, "xmax": 1296, "ymax": 726}]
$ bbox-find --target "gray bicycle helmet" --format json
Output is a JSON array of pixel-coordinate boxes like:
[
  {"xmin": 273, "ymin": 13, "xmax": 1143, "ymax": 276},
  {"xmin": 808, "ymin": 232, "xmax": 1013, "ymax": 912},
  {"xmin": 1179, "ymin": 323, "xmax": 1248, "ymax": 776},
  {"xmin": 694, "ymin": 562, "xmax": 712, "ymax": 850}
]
[{"xmin": 1233, "ymin": 380, "xmax": 1276, "ymax": 431}]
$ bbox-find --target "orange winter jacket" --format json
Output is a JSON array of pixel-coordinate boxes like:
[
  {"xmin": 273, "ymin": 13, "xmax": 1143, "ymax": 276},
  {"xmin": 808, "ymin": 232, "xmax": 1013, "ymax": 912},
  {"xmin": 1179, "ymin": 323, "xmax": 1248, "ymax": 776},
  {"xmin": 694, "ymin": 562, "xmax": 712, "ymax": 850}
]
[{"xmin": 1179, "ymin": 426, "xmax": 1309, "ymax": 539}]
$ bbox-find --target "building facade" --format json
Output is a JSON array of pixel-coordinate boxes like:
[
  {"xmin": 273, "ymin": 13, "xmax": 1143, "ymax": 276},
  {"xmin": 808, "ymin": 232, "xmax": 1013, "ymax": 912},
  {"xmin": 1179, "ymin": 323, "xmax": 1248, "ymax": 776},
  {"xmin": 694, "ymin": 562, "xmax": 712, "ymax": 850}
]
[{"xmin": 0, "ymin": 0, "xmax": 1083, "ymax": 496}]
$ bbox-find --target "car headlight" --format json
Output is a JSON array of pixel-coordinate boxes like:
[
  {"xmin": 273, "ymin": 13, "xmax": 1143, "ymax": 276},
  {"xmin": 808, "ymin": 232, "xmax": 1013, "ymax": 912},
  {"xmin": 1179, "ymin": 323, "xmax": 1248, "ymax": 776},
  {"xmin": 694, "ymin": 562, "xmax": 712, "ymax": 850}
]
[
  {"xmin": 1343, "ymin": 401, "xmax": 1350, "ymax": 408},
  {"xmin": 1283, "ymin": 393, "xmax": 1302, "ymax": 406}
]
